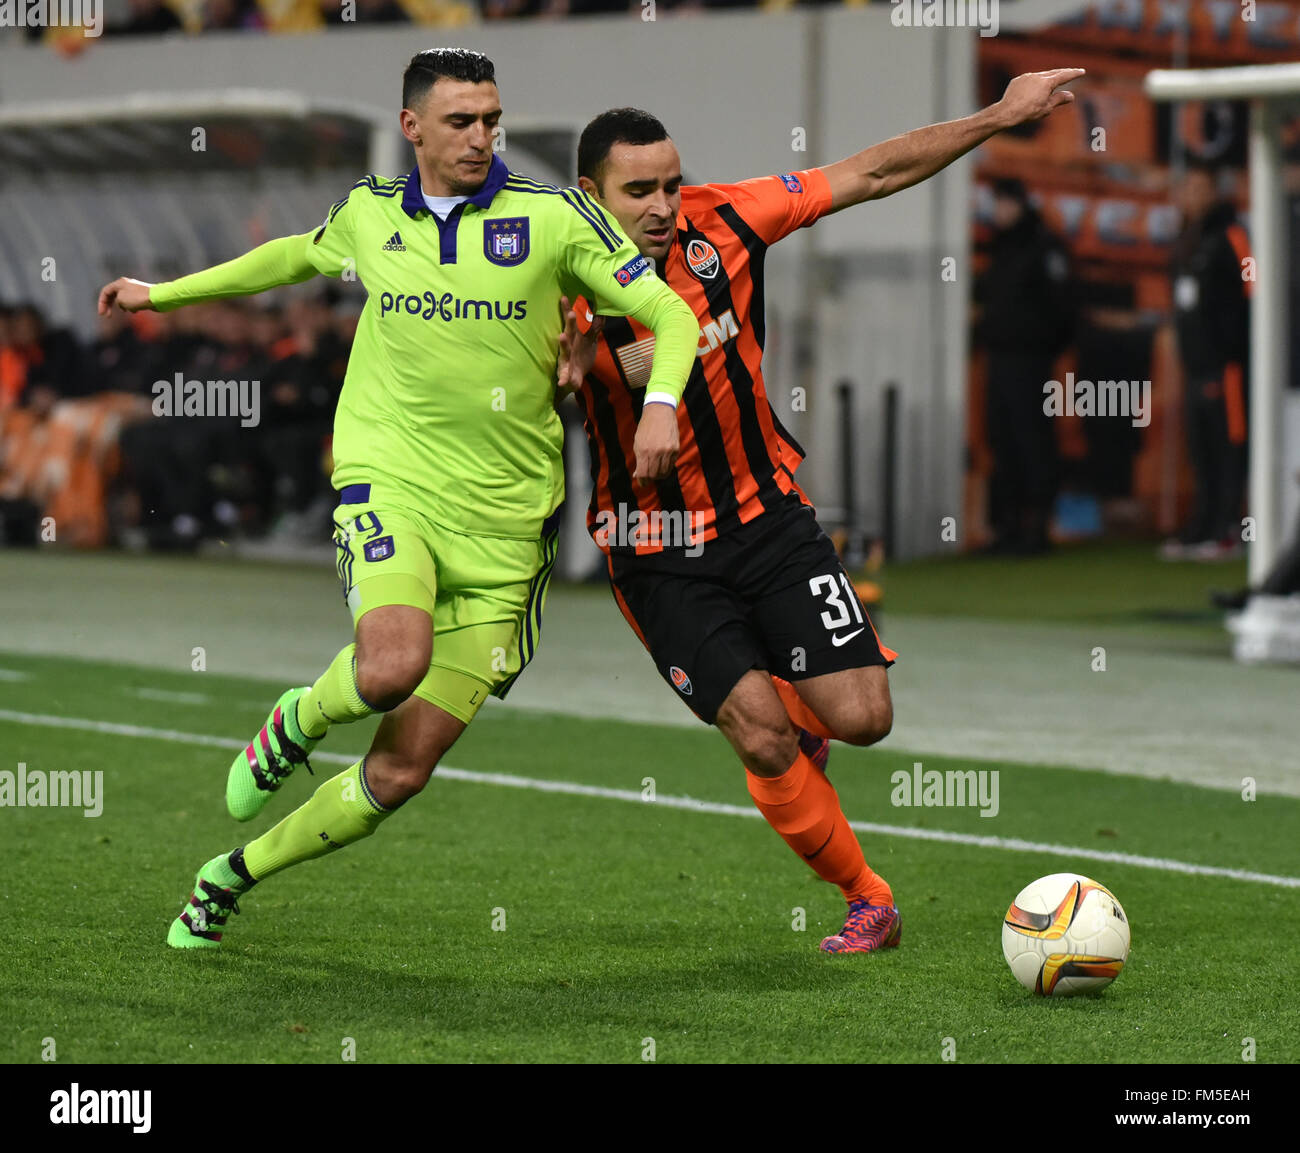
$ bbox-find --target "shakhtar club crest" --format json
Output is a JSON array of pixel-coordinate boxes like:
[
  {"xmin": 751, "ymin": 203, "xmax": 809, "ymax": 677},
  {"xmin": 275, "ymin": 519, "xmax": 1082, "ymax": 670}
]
[{"xmin": 484, "ymin": 218, "xmax": 530, "ymax": 266}]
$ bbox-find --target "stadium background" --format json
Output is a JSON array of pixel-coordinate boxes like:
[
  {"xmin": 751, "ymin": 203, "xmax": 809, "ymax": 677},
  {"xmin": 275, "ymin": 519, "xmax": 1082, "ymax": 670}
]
[
  {"xmin": 4, "ymin": 1, "xmax": 1298, "ymax": 571},
  {"xmin": 2, "ymin": 1, "xmax": 1299, "ymax": 1068}
]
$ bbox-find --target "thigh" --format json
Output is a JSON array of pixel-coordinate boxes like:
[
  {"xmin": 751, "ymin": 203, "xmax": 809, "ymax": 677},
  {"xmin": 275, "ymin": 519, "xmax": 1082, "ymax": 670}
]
[
  {"xmin": 411, "ymin": 514, "xmax": 560, "ymax": 723},
  {"xmin": 746, "ymin": 503, "xmax": 896, "ymax": 683},
  {"xmin": 789, "ymin": 665, "xmax": 891, "ymax": 738},
  {"xmin": 355, "ymin": 603, "xmax": 432, "ymax": 673},
  {"xmin": 611, "ymin": 565, "xmax": 765, "ymax": 725},
  {"xmin": 333, "ymin": 497, "xmax": 437, "ymax": 624}
]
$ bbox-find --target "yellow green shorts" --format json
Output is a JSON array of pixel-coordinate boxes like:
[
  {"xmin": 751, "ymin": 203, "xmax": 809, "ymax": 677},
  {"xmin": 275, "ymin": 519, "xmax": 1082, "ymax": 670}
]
[{"xmin": 331, "ymin": 482, "xmax": 560, "ymax": 724}]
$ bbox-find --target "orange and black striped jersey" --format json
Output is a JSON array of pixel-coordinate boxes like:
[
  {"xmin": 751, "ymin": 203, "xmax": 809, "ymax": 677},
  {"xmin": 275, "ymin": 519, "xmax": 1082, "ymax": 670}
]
[{"xmin": 576, "ymin": 168, "xmax": 833, "ymax": 555}]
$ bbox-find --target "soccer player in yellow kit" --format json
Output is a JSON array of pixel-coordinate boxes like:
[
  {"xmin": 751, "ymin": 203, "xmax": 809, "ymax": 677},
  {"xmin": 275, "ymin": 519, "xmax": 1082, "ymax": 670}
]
[{"xmin": 98, "ymin": 49, "xmax": 699, "ymax": 948}]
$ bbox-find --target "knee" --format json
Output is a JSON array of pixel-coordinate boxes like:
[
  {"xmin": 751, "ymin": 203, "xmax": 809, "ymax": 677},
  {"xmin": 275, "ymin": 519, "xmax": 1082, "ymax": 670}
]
[
  {"xmin": 365, "ymin": 754, "xmax": 435, "ymax": 806},
  {"xmin": 718, "ymin": 705, "xmax": 798, "ymax": 777},
  {"xmin": 355, "ymin": 641, "xmax": 430, "ymax": 712},
  {"xmin": 834, "ymin": 694, "xmax": 893, "ymax": 747}
]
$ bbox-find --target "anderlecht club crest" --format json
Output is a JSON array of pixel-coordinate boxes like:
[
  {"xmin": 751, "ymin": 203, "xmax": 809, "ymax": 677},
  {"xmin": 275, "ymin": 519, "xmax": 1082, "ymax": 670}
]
[{"xmin": 484, "ymin": 218, "xmax": 530, "ymax": 267}]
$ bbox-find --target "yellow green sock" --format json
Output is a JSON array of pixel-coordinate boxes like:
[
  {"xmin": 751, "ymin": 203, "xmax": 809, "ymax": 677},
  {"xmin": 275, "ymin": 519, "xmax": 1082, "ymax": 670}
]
[
  {"xmin": 241, "ymin": 761, "xmax": 392, "ymax": 881},
  {"xmin": 296, "ymin": 643, "xmax": 374, "ymax": 740}
]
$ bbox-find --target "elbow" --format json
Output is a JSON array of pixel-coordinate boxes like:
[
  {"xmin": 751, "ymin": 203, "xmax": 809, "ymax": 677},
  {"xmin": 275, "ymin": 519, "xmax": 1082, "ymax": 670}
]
[
  {"xmin": 838, "ymin": 171, "xmax": 890, "ymax": 209},
  {"xmin": 863, "ymin": 169, "xmax": 896, "ymax": 201}
]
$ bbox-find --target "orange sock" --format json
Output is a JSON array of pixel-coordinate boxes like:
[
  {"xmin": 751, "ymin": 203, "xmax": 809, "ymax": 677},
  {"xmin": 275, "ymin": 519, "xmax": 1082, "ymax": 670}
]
[
  {"xmin": 771, "ymin": 675, "xmax": 832, "ymax": 740},
  {"xmin": 746, "ymin": 751, "xmax": 893, "ymax": 905}
]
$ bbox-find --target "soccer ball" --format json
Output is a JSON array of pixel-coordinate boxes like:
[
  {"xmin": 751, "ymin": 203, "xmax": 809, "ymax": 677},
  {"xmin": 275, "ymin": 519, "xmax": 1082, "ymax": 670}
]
[{"xmin": 1001, "ymin": 872, "xmax": 1130, "ymax": 996}]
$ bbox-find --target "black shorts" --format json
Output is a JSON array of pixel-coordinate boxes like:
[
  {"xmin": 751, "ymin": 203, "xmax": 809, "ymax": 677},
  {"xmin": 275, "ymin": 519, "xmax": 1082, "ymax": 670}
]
[{"xmin": 608, "ymin": 495, "xmax": 895, "ymax": 724}]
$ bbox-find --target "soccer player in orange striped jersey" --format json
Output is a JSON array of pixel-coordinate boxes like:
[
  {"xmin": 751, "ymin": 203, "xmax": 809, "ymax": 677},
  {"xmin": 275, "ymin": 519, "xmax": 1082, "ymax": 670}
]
[{"xmin": 558, "ymin": 69, "xmax": 1084, "ymax": 953}]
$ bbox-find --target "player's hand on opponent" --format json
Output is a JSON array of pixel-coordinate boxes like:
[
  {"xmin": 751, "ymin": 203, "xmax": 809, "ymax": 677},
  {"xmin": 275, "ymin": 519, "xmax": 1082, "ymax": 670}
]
[
  {"xmin": 996, "ymin": 68, "xmax": 1085, "ymax": 126},
  {"xmin": 633, "ymin": 401, "xmax": 679, "ymax": 484},
  {"xmin": 97, "ymin": 277, "xmax": 157, "ymax": 316},
  {"xmin": 555, "ymin": 295, "xmax": 603, "ymax": 398}
]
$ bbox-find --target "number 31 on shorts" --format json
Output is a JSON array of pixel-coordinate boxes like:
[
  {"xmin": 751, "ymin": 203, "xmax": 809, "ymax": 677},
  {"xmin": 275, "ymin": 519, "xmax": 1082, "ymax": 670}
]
[{"xmin": 808, "ymin": 572, "xmax": 866, "ymax": 645}]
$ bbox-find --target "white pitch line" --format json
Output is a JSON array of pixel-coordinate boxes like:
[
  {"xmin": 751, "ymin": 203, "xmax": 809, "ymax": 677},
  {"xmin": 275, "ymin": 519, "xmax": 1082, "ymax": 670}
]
[
  {"xmin": 0, "ymin": 669, "xmax": 31, "ymax": 682},
  {"xmin": 2, "ymin": 707, "xmax": 1298, "ymax": 890},
  {"xmin": 128, "ymin": 687, "xmax": 211, "ymax": 706}
]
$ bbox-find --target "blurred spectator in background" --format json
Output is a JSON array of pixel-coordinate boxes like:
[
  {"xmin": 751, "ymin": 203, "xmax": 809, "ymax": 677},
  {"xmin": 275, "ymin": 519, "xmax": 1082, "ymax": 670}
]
[
  {"xmin": 319, "ymin": 0, "xmax": 411, "ymax": 23},
  {"xmin": 481, "ymin": 0, "xmax": 534, "ymax": 17},
  {"xmin": 1163, "ymin": 158, "xmax": 1252, "ymax": 562},
  {"xmin": 0, "ymin": 304, "xmax": 25, "ymax": 410},
  {"xmin": 355, "ymin": 0, "xmax": 413, "ymax": 19},
  {"xmin": 974, "ymin": 177, "xmax": 1075, "ymax": 555},
  {"xmin": 0, "ymin": 308, "xmax": 11, "ymax": 397},
  {"xmin": 253, "ymin": 296, "xmax": 345, "ymax": 542},
  {"xmin": 0, "ymin": 304, "xmax": 41, "ymax": 544},
  {"xmin": 482, "ymin": 0, "xmax": 633, "ymax": 16},
  {"xmin": 666, "ymin": 0, "xmax": 764, "ymax": 10},
  {"xmin": 1071, "ymin": 285, "xmax": 1159, "ymax": 535},
  {"xmin": 1, "ymin": 302, "xmax": 152, "ymax": 547},
  {"xmin": 1, "ymin": 303, "xmax": 83, "ymax": 410},
  {"xmin": 201, "ymin": 0, "xmax": 267, "ymax": 31},
  {"xmin": 116, "ymin": 0, "xmax": 185, "ymax": 35},
  {"xmin": 1, "ymin": 291, "xmax": 353, "ymax": 552},
  {"xmin": 118, "ymin": 301, "xmax": 260, "ymax": 549},
  {"xmin": 88, "ymin": 307, "xmax": 165, "ymax": 395}
]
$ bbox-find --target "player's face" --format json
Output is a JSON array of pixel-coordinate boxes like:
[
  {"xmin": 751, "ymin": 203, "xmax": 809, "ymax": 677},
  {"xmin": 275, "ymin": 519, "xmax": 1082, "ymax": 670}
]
[
  {"xmin": 402, "ymin": 80, "xmax": 502, "ymax": 197},
  {"xmin": 586, "ymin": 140, "xmax": 683, "ymax": 262},
  {"xmin": 1178, "ymin": 170, "xmax": 1216, "ymax": 224},
  {"xmin": 991, "ymin": 194, "xmax": 1022, "ymax": 232}
]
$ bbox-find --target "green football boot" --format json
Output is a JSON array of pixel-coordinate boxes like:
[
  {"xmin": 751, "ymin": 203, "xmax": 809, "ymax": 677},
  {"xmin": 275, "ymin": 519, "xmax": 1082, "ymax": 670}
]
[
  {"xmin": 226, "ymin": 686, "xmax": 317, "ymax": 822},
  {"xmin": 167, "ymin": 855, "xmax": 244, "ymax": 949}
]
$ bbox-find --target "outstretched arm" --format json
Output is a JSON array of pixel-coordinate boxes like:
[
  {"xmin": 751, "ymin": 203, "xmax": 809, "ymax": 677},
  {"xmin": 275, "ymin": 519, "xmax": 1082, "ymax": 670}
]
[
  {"xmin": 97, "ymin": 233, "xmax": 320, "ymax": 316},
  {"xmin": 821, "ymin": 68, "xmax": 1084, "ymax": 212}
]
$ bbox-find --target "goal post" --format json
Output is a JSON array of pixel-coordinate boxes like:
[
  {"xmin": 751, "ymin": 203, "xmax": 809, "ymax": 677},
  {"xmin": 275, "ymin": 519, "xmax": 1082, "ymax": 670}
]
[{"xmin": 1144, "ymin": 64, "xmax": 1298, "ymax": 590}]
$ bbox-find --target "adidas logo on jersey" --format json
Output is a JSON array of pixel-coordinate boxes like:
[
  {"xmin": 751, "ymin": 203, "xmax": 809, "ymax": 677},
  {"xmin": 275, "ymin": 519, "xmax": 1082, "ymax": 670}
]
[{"xmin": 382, "ymin": 231, "xmax": 406, "ymax": 252}]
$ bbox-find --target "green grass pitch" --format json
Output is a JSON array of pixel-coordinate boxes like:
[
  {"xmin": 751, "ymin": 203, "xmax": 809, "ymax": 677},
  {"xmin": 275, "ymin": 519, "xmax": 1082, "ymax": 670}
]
[{"xmin": 1, "ymin": 646, "xmax": 1297, "ymax": 1064}]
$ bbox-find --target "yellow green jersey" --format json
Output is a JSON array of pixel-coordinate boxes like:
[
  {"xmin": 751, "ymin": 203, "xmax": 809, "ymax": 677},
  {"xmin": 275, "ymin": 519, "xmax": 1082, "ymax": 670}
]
[{"xmin": 150, "ymin": 155, "xmax": 697, "ymax": 539}]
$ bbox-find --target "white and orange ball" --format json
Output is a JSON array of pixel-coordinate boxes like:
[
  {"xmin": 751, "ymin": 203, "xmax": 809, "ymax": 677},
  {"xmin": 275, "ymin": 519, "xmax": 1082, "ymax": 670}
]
[{"xmin": 1002, "ymin": 872, "xmax": 1131, "ymax": 996}]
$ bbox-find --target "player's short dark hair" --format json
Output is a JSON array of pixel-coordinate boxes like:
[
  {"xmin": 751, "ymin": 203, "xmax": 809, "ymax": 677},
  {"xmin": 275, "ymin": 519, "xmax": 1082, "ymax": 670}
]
[
  {"xmin": 402, "ymin": 49, "xmax": 496, "ymax": 110},
  {"xmin": 578, "ymin": 108, "xmax": 670, "ymax": 186}
]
